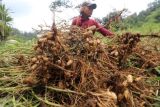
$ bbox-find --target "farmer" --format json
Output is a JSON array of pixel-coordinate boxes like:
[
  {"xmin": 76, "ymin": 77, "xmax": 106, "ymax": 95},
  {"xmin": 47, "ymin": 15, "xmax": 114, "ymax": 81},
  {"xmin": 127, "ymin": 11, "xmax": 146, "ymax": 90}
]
[{"xmin": 72, "ymin": 1, "xmax": 114, "ymax": 37}]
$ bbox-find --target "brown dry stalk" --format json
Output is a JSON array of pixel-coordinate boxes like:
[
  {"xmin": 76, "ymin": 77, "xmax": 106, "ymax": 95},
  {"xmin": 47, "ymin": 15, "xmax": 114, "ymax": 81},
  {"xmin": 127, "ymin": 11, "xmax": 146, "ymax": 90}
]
[
  {"xmin": 132, "ymin": 91, "xmax": 160, "ymax": 102},
  {"xmin": 47, "ymin": 86, "xmax": 86, "ymax": 96},
  {"xmin": 32, "ymin": 90, "xmax": 64, "ymax": 107}
]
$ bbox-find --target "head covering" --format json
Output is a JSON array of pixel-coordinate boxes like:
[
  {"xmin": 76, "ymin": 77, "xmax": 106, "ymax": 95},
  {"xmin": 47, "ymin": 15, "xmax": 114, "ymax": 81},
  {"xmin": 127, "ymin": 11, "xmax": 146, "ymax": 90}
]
[{"xmin": 81, "ymin": 1, "xmax": 97, "ymax": 9}]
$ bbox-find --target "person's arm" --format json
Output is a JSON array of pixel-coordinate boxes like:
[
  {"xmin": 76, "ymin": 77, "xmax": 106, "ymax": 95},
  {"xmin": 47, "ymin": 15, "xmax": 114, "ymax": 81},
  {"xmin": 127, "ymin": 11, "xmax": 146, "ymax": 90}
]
[
  {"xmin": 94, "ymin": 20, "xmax": 114, "ymax": 37},
  {"xmin": 72, "ymin": 18, "xmax": 76, "ymax": 25}
]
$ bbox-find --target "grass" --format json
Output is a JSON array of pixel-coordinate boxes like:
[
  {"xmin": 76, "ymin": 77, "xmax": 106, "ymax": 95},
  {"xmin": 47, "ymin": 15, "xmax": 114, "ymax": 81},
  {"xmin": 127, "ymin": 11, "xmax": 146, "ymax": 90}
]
[
  {"xmin": 0, "ymin": 37, "xmax": 36, "ymax": 57},
  {"xmin": 0, "ymin": 37, "xmax": 39, "ymax": 106},
  {"xmin": 124, "ymin": 7, "xmax": 160, "ymax": 34}
]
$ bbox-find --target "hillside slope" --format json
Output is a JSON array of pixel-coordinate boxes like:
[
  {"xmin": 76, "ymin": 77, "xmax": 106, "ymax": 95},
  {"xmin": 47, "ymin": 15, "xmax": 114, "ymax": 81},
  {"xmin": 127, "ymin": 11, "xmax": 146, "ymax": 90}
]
[{"xmin": 125, "ymin": 6, "xmax": 160, "ymax": 34}]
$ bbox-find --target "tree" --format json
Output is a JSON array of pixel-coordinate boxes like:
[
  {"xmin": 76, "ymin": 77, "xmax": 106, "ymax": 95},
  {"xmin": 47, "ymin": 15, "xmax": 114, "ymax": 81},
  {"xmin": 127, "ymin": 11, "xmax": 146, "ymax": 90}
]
[
  {"xmin": 0, "ymin": 4, "xmax": 13, "ymax": 41},
  {"xmin": 49, "ymin": 0, "xmax": 72, "ymax": 22},
  {"xmin": 49, "ymin": 0, "xmax": 73, "ymax": 32}
]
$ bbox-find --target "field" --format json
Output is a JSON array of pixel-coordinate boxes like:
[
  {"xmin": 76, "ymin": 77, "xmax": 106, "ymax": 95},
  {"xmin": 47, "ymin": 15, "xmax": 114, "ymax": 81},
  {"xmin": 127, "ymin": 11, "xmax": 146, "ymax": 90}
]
[{"xmin": 0, "ymin": 26, "xmax": 160, "ymax": 107}]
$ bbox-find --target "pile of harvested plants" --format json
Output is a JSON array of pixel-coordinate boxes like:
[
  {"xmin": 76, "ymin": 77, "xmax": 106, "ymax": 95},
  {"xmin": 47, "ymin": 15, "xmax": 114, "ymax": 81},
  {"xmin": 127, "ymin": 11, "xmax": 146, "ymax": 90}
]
[{"xmin": 0, "ymin": 26, "xmax": 160, "ymax": 107}]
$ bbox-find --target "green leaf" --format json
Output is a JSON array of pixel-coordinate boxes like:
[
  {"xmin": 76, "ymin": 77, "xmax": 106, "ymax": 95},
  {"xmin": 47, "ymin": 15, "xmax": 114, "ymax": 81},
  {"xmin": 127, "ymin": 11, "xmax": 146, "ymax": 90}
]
[
  {"xmin": 154, "ymin": 77, "xmax": 160, "ymax": 80},
  {"xmin": 155, "ymin": 66, "xmax": 160, "ymax": 75}
]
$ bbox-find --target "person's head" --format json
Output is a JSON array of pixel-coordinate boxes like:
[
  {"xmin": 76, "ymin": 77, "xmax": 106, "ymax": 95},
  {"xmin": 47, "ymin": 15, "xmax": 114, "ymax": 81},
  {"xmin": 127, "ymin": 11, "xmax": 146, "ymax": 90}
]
[{"xmin": 80, "ymin": 2, "xmax": 97, "ymax": 18}]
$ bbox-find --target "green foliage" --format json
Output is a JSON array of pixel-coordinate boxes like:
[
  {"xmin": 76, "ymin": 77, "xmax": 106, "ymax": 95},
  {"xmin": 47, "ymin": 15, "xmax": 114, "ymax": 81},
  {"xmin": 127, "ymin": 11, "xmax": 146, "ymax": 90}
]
[
  {"xmin": 102, "ymin": 10, "xmax": 117, "ymax": 24},
  {"xmin": 0, "ymin": 4, "xmax": 13, "ymax": 41},
  {"xmin": 50, "ymin": 0, "xmax": 72, "ymax": 11},
  {"xmin": 0, "ymin": 21, "xmax": 11, "ymax": 38},
  {"xmin": 154, "ymin": 77, "xmax": 160, "ymax": 80},
  {"xmin": 99, "ymin": 0, "xmax": 160, "ymax": 34},
  {"xmin": 155, "ymin": 66, "xmax": 160, "ymax": 75},
  {"xmin": 152, "ymin": 101, "xmax": 160, "ymax": 107},
  {"xmin": 120, "ymin": 0, "xmax": 160, "ymax": 34},
  {"xmin": 10, "ymin": 28, "xmax": 37, "ymax": 41},
  {"xmin": 0, "ymin": 38, "xmax": 36, "ymax": 55},
  {"xmin": 123, "ymin": 13, "xmax": 139, "ymax": 28},
  {"xmin": 0, "ymin": 4, "xmax": 13, "ymax": 24},
  {"xmin": 0, "ymin": 37, "xmax": 36, "ymax": 68},
  {"xmin": 101, "ymin": 9, "xmax": 127, "ymax": 32},
  {"xmin": 146, "ymin": 7, "xmax": 160, "ymax": 23},
  {"xmin": 100, "ymin": 6, "xmax": 160, "ymax": 33}
]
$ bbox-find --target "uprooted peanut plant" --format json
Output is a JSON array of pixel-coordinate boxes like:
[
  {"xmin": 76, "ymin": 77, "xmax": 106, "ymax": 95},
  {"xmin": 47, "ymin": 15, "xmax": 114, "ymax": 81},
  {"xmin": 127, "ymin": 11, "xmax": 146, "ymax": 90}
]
[{"xmin": 0, "ymin": 26, "xmax": 160, "ymax": 107}]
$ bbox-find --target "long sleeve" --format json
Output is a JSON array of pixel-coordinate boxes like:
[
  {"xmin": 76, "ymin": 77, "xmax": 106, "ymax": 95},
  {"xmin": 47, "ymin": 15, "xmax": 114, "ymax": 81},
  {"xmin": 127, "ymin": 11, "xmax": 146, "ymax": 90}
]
[
  {"xmin": 94, "ymin": 20, "xmax": 114, "ymax": 37},
  {"xmin": 72, "ymin": 18, "xmax": 76, "ymax": 25}
]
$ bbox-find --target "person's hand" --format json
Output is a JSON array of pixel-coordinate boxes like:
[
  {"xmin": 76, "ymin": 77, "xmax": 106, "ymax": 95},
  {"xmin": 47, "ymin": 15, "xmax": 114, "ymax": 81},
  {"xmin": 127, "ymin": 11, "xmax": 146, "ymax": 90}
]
[
  {"xmin": 87, "ymin": 25, "xmax": 96, "ymax": 31},
  {"xmin": 106, "ymin": 34, "xmax": 115, "ymax": 38}
]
